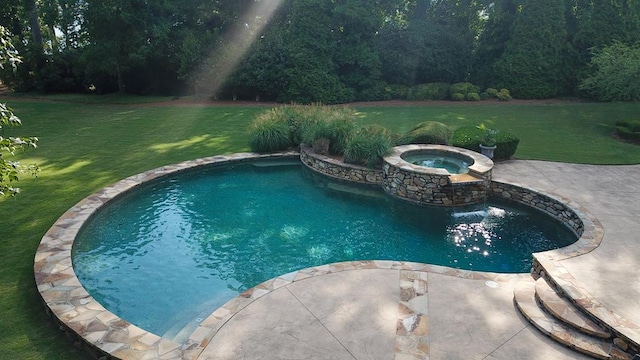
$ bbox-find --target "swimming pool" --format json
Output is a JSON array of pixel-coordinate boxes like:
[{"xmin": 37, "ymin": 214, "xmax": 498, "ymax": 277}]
[{"xmin": 71, "ymin": 160, "xmax": 575, "ymax": 338}]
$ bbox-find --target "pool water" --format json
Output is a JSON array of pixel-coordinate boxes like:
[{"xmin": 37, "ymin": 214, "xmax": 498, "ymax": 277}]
[
  {"xmin": 403, "ymin": 154, "xmax": 469, "ymax": 174},
  {"xmin": 72, "ymin": 161, "xmax": 575, "ymax": 338}
]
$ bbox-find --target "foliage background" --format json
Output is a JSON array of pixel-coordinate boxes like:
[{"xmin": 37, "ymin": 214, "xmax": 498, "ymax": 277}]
[{"xmin": 1, "ymin": 0, "xmax": 640, "ymax": 102}]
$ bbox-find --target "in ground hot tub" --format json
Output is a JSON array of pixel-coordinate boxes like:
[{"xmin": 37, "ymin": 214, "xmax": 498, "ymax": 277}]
[{"xmin": 382, "ymin": 145, "xmax": 493, "ymax": 206}]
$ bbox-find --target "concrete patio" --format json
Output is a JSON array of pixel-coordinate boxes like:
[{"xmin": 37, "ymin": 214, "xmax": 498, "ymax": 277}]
[{"xmin": 194, "ymin": 160, "xmax": 640, "ymax": 360}]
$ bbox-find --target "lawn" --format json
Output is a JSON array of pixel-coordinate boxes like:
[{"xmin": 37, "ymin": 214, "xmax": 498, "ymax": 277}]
[{"xmin": 1, "ymin": 97, "xmax": 639, "ymax": 359}]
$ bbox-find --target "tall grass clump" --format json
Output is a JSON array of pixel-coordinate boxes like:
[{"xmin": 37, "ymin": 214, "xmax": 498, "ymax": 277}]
[
  {"xmin": 344, "ymin": 125, "xmax": 393, "ymax": 168},
  {"xmin": 250, "ymin": 104, "xmax": 358, "ymax": 154},
  {"xmin": 396, "ymin": 121, "xmax": 452, "ymax": 145},
  {"xmin": 301, "ymin": 105, "xmax": 357, "ymax": 155},
  {"xmin": 248, "ymin": 111, "xmax": 292, "ymax": 152}
]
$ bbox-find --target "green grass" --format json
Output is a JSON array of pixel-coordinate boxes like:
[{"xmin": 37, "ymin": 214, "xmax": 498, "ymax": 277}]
[
  {"xmin": 1, "ymin": 98, "xmax": 639, "ymax": 359},
  {"xmin": 354, "ymin": 102, "xmax": 640, "ymax": 164}
]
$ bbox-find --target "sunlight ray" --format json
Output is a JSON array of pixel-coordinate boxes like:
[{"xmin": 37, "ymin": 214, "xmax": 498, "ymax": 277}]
[{"xmin": 191, "ymin": 1, "xmax": 284, "ymax": 99}]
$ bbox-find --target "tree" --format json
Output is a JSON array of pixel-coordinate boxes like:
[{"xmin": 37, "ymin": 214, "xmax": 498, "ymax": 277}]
[
  {"xmin": 278, "ymin": 0, "xmax": 354, "ymax": 104},
  {"xmin": 379, "ymin": 0, "xmax": 486, "ymax": 87},
  {"xmin": 0, "ymin": 25, "xmax": 38, "ymax": 197},
  {"xmin": 472, "ymin": 0, "xmax": 518, "ymax": 88},
  {"xmin": 493, "ymin": 0, "xmax": 568, "ymax": 98},
  {"xmin": 579, "ymin": 42, "xmax": 640, "ymax": 102}
]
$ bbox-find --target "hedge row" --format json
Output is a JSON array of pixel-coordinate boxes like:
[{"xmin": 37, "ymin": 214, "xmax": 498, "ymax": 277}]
[{"xmin": 389, "ymin": 82, "xmax": 512, "ymax": 102}]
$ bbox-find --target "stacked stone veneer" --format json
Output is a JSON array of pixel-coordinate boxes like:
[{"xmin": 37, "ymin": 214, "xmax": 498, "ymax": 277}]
[
  {"xmin": 299, "ymin": 145, "xmax": 383, "ymax": 185},
  {"xmin": 381, "ymin": 145, "xmax": 493, "ymax": 207},
  {"xmin": 489, "ymin": 180, "xmax": 583, "ymax": 237},
  {"xmin": 382, "ymin": 163, "xmax": 489, "ymax": 206}
]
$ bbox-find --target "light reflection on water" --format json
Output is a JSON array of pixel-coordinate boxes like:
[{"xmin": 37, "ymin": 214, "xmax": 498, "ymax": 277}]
[{"xmin": 72, "ymin": 162, "xmax": 575, "ymax": 338}]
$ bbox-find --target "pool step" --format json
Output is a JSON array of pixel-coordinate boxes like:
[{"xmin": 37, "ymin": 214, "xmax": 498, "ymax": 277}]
[
  {"xmin": 514, "ymin": 278, "xmax": 633, "ymax": 359},
  {"xmin": 534, "ymin": 277, "xmax": 611, "ymax": 339}
]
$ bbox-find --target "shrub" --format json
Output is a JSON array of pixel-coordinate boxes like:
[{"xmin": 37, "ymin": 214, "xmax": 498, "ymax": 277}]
[
  {"xmin": 248, "ymin": 116, "xmax": 292, "ymax": 153},
  {"xmin": 615, "ymin": 120, "xmax": 640, "ymax": 141},
  {"xmin": 479, "ymin": 92, "xmax": 491, "ymax": 100},
  {"xmin": 466, "ymin": 92, "xmax": 481, "ymax": 101},
  {"xmin": 408, "ymin": 83, "xmax": 451, "ymax": 101},
  {"xmin": 359, "ymin": 81, "xmax": 392, "ymax": 101},
  {"xmin": 451, "ymin": 125, "xmax": 520, "ymax": 160},
  {"xmin": 344, "ymin": 125, "xmax": 393, "ymax": 168},
  {"xmin": 579, "ymin": 42, "xmax": 640, "ymax": 102},
  {"xmin": 388, "ymin": 84, "xmax": 411, "ymax": 100},
  {"xmin": 451, "ymin": 93, "xmax": 465, "ymax": 101},
  {"xmin": 396, "ymin": 121, "xmax": 452, "ymax": 145},
  {"xmin": 486, "ymin": 88, "xmax": 499, "ymax": 98},
  {"xmin": 493, "ymin": 130, "xmax": 520, "ymax": 159},
  {"xmin": 497, "ymin": 88, "xmax": 512, "ymax": 101},
  {"xmin": 450, "ymin": 82, "xmax": 480, "ymax": 96}
]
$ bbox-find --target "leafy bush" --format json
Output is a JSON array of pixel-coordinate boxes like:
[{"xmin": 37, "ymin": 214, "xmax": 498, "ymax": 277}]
[
  {"xmin": 479, "ymin": 92, "xmax": 491, "ymax": 100},
  {"xmin": 450, "ymin": 82, "xmax": 480, "ymax": 96},
  {"xmin": 493, "ymin": 130, "xmax": 520, "ymax": 159},
  {"xmin": 466, "ymin": 92, "xmax": 481, "ymax": 101},
  {"xmin": 451, "ymin": 93, "xmax": 465, "ymax": 101},
  {"xmin": 580, "ymin": 42, "xmax": 640, "ymax": 102},
  {"xmin": 451, "ymin": 126, "xmax": 520, "ymax": 160},
  {"xmin": 497, "ymin": 88, "xmax": 512, "ymax": 101},
  {"xmin": 344, "ymin": 125, "xmax": 393, "ymax": 168},
  {"xmin": 388, "ymin": 84, "xmax": 411, "ymax": 100},
  {"xmin": 248, "ymin": 116, "xmax": 292, "ymax": 153},
  {"xmin": 615, "ymin": 120, "xmax": 640, "ymax": 141},
  {"xmin": 396, "ymin": 121, "xmax": 452, "ymax": 145},
  {"xmin": 408, "ymin": 83, "xmax": 451, "ymax": 100},
  {"xmin": 486, "ymin": 88, "xmax": 499, "ymax": 97},
  {"xmin": 359, "ymin": 81, "xmax": 392, "ymax": 101}
]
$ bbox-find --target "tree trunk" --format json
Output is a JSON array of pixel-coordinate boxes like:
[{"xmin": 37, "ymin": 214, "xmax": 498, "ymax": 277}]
[
  {"xmin": 25, "ymin": 0, "xmax": 43, "ymax": 51},
  {"xmin": 116, "ymin": 63, "xmax": 125, "ymax": 93}
]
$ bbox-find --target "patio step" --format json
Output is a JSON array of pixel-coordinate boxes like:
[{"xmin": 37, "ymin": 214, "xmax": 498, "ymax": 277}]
[
  {"xmin": 535, "ymin": 277, "xmax": 611, "ymax": 339},
  {"xmin": 514, "ymin": 278, "xmax": 632, "ymax": 360}
]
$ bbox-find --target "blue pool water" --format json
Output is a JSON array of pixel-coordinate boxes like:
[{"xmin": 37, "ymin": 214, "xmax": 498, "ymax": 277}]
[
  {"xmin": 404, "ymin": 155, "xmax": 469, "ymax": 174},
  {"xmin": 72, "ymin": 161, "xmax": 575, "ymax": 338}
]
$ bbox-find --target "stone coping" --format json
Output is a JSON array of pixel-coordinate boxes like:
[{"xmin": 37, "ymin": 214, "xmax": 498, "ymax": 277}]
[
  {"xmin": 385, "ymin": 144, "xmax": 493, "ymax": 178},
  {"xmin": 34, "ymin": 152, "xmax": 621, "ymax": 359},
  {"xmin": 493, "ymin": 175, "xmax": 640, "ymax": 352},
  {"xmin": 34, "ymin": 152, "xmax": 299, "ymax": 359}
]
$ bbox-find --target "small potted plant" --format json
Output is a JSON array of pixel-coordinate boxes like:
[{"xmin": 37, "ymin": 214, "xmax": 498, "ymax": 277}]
[{"xmin": 478, "ymin": 124, "xmax": 497, "ymax": 159}]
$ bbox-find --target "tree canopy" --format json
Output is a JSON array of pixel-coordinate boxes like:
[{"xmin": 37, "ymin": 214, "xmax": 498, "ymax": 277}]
[
  {"xmin": 1, "ymin": 0, "xmax": 640, "ymax": 102},
  {"xmin": 1, "ymin": 25, "xmax": 38, "ymax": 196}
]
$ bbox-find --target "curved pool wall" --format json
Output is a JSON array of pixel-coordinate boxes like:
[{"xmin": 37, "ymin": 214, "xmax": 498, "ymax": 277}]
[
  {"xmin": 382, "ymin": 145, "xmax": 493, "ymax": 206},
  {"xmin": 35, "ymin": 151, "xmax": 604, "ymax": 359}
]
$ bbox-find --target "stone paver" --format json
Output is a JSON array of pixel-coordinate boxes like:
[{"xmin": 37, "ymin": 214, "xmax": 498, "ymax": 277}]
[
  {"xmin": 196, "ymin": 267, "xmax": 588, "ymax": 360},
  {"xmin": 494, "ymin": 161, "xmax": 640, "ymax": 327}
]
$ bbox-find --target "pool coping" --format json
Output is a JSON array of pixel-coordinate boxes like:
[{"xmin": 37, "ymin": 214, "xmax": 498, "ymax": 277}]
[
  {"xmin": 385, "ymin": 144, "xmax": 494, "ymax": 177},
  {"xmin": 34, "ymin": 151, "xmax": 616, "ymax": 359}
]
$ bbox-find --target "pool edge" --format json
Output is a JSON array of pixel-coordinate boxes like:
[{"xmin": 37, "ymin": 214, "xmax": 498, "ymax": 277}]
[{"xmin": 34, "ymin": 152, "xmax": 608, "ymax": 360}]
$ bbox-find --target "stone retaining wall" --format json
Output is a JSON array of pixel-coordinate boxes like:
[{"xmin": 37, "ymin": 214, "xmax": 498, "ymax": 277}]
[
  {"xmin": 489, "ymin": 181, "xmax": 583, "ymax": 237},
  {"xmin": 381, "ymin": 162, "xmax": 489, "ymax": 206},
  {"xmin": 299, "ymin": 145, "xmax": 383, "ymax": 185}
]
